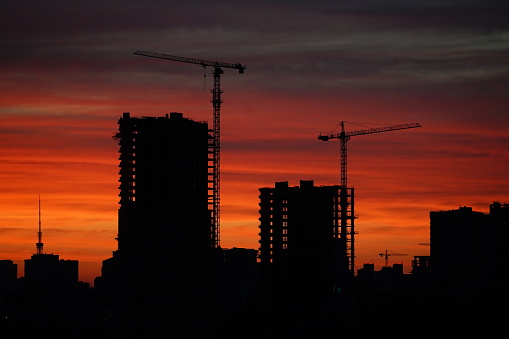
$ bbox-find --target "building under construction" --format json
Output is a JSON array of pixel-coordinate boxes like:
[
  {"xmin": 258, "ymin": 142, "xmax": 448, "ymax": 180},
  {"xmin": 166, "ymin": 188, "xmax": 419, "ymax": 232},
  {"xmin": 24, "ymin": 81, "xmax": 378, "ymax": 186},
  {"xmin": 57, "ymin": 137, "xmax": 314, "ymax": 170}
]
[
  {"xmin": 257, "ymin": 180, "xmax": 355, "ymax": 335},
  {"xmin": 258, "ymin": 180, "xmax": 354, "ymax": 285},
  {"xmin": 114, "ymin": 112, "xmax": 212, "ymax": 261},
  {"xmin": 258, "ymin": 180, "xmax": 353, "ymax": 292},
  {"xmin": 99, "ymin": 112, "xmax": 219, "ymax": 329}
]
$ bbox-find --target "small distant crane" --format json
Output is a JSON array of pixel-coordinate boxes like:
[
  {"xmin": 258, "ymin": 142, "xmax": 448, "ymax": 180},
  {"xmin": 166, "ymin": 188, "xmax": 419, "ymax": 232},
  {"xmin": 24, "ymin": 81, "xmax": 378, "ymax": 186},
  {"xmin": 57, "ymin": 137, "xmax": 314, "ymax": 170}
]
[
  {"xmin": 379, "ymin": 249, "xmax": 408, "ymax": 267},
  {"xmin": 133, "ymin": 50, "xmax": 246, "ymax": 249}
]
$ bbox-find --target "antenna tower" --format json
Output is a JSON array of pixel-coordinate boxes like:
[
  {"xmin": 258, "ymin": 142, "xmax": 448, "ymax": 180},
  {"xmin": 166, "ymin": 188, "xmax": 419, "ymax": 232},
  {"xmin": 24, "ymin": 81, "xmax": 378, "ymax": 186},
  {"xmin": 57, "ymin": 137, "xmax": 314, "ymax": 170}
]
[{"xmin": 36, "ymin": 195, "xmax": 44, "ymax": 255}]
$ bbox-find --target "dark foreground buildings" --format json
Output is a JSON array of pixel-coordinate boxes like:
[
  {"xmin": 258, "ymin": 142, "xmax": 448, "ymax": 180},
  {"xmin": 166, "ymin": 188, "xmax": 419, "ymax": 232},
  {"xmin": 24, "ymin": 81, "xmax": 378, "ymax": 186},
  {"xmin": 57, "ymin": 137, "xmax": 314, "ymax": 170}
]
[
  {"xmin": 24, "ymin": 253, "xmax": 78, "ymax": 292},
  {"xmin": 1, "ymin": 252, "xmax": 92, "ymax": 337},
  {"xmin": 430, "ymin": 202, "xmax": 509, "ymax": 283},
  {"xmin": 355, "ymin": 202, "xmax": 509, "ymax": 337}
]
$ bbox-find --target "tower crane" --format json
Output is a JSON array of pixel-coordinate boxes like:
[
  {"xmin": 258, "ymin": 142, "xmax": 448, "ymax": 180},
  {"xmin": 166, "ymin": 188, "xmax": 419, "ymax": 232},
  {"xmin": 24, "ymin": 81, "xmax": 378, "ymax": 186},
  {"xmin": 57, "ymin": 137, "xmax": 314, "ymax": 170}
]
[
  {"xmin": 379, "ymin": 249, "xmax": 408, "ymax": 267},
  {"xmin": 318, "ymin": 121, "xmax": 421, "ymax": 274},
  {"xmin": 318, "ymin": 121, "xmax": 422, "ymax": 188},
  {"xmin": 134, "ymin": 50, "xmax": 246, "ymax": 249}
]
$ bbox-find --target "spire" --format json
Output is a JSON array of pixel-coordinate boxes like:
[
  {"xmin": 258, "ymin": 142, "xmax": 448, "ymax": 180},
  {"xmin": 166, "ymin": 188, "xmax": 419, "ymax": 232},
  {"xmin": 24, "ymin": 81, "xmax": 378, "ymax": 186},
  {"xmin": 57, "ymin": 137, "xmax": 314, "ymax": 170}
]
[{"xmin": 36, "ymin": 195, "xmax": 44, "ymax": 255}]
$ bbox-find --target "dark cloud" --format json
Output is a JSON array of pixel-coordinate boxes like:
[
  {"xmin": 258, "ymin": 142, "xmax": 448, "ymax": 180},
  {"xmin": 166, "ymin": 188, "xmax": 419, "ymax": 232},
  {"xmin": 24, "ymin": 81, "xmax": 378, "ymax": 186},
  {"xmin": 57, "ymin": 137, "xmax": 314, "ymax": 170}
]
[{"xmin": 2, "ymin": 0, "xmax": 507, "ymax": 99}]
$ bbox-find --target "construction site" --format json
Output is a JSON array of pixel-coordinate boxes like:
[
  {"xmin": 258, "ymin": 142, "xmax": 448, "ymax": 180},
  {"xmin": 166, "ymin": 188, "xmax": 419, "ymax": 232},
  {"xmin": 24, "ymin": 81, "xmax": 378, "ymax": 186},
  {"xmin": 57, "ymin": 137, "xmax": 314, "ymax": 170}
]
[
  {"xmin": 1, "ymin": 50, "xmax": 508, "ymax": 339},
  {"xmin": 98, "ymin": 51, "xmax": 427, "ymax": 336}
]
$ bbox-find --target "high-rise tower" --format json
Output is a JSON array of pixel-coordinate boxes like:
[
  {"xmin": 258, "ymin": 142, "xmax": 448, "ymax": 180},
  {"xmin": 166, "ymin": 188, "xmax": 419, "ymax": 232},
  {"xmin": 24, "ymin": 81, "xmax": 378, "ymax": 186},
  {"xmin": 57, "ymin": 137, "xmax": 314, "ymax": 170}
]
[
  {"xmin": 114, "ymin": 112, "xmax": 211, "ymax": 262},
  {"xmin": 258, "ymin": 180, "xmax": 349, "ymax": 297},
  {"xmin": 258, "ymin": 180, "xmax": 349, "ymax": 334},
  {"xmin": 100, "ymin": 112, "xmax": 216, "ymax": 328}
]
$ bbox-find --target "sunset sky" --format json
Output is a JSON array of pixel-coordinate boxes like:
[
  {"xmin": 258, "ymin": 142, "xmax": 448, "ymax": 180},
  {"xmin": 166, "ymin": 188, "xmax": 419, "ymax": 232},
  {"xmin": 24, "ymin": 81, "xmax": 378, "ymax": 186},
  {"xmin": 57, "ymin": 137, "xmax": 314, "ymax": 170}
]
[{"xmin": 1, "ymin": 1, "xmax": 508, "ymax": 284}]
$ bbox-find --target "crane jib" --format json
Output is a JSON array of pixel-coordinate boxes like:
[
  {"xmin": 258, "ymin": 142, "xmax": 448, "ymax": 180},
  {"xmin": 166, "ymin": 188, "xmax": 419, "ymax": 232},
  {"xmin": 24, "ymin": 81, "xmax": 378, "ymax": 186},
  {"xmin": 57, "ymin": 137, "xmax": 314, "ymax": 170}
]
[
  {"xmin": 319, "ymin": 123, "xmax": 422, "ymax": 140},
  {"xmin": 134, "ymin": 50, "xmax": 246, "ymax": 73}
]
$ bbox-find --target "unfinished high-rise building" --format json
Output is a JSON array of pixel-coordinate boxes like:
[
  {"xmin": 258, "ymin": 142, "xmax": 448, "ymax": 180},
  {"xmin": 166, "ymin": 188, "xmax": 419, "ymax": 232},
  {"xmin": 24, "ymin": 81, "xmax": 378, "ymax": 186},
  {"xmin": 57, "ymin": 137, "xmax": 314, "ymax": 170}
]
[
  {"xmin": 99, "ymin": 112, "xmax": 218, "ymax": 324},
  {"xmin": 115, "ymin": 112, "xmax": 211, "ymax": 262},
  {"xmin": 258, "ymin": 180, "xmax": 353, "ymax": 334},
  {"xmin": 258, "ymin": 180, "xmax": 353, "ymax": 297}
]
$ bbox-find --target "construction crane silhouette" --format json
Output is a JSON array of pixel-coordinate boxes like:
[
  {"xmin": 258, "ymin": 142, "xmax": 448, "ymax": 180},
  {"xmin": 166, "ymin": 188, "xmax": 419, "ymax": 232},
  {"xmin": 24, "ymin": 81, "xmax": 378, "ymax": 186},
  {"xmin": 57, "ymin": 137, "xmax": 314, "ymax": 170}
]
[
  {"xmin": 134, "ymin": 50, "xmax": 246, "ymax": 249},
  {"xmin": 379, "ymin": 249, "xmax": 408, "ymax": 267},
  {"xmin": 318, "ymin": 121, "xmax": 422, "ymax": 274},
  {"xmin": 318, "ymin": 121, "xmax": 422, "ymax": 188}
]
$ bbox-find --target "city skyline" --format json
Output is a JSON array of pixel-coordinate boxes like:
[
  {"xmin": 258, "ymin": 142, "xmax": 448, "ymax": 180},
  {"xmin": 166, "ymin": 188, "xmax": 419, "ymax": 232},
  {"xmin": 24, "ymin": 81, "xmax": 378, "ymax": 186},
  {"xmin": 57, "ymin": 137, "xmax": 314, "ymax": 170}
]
[{"xmin": 1, "ymin": 1, "xmax": 508, "ymax": 284}]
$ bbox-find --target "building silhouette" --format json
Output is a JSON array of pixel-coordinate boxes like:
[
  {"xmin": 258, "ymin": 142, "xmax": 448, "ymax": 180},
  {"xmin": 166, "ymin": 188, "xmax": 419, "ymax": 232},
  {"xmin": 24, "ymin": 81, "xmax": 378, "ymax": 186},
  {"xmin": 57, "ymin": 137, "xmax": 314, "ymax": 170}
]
[
  {"xmin": 24, "ymin": 254, "xmax": 78, "ymax": 291},
  {"xmin": 258, "ymin": 180, "xmax": 348, "ymax": 292},
  {"xmin": 220, "ymin": 247, "xmax": 258, "ymax": 315},
  {"xmin": 98, "ymin": 112, "xmax": 220, "ymax": 335},
  {"xmin": 0, "ymin": 260, "xmax": 17, "ymax": 312},
  {"xmin": 354, "ymin": 202, "xmax": 509, "ymax": 337},
  {"xmin": 257, "ymin": 180, "xmax": 351, "ymax": 337},
  {"xmin": 1, "ymin": 226, "xmax": 91, "ymax": 338},
  {"xmin": 115, "ymin": 112, "xmax": 211, "ymax": 258},
  {"xmin": 430, "ymin": 202, "xmax": 509, "ymax": 282},
  {"xmin": 0, "ymin": 260, "xmax": 17, "ymax": 286}
]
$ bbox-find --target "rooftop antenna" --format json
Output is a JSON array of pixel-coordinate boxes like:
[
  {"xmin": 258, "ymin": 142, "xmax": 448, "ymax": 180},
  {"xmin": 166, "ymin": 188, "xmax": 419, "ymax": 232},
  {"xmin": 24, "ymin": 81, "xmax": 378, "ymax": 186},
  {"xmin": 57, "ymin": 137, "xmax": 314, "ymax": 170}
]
[{"xmin": 36, "ymin": 195, "xmax": 44, "ymax": 255}]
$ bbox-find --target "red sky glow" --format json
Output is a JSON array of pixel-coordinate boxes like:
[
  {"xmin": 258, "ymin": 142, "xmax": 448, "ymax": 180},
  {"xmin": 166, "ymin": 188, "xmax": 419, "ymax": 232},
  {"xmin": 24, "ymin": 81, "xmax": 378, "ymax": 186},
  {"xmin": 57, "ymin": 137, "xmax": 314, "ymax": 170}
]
[{"xmin": 1, "ymin": 1, "xmax": 508, "ymax": 284}]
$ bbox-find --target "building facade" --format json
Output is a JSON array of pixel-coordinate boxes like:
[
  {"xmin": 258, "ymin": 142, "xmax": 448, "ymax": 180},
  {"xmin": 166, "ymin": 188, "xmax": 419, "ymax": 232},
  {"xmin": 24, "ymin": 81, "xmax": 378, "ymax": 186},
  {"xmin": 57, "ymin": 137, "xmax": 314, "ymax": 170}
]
[
  {"xmin": 258, "ymin": 180, "xmax": 347, "ymax": 298},
  {"xmin": 257, "ymin": 180, "xmax": 354, "ymax": 335},
  {"xmin": 430, "ymin": 202, "xmax": 509, "ymax": 281},
  {"xmin": 99, "ymin": 112, "xmax": 217, "ymax": 327},
  {"xmin": 114, "ymin": 112, "xmax": 211, "ymax": 267},
  {"xmin": 24, "ymin": 254, "xmax": 78, "ymax": 290}
]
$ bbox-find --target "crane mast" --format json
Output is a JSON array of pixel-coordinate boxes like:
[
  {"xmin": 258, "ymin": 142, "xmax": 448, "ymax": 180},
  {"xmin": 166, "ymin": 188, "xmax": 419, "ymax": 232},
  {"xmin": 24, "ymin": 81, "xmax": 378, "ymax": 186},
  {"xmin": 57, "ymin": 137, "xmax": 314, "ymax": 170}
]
[
  {"xmin": 134, "ymin": 50, "xmax": 246, "ymax": 249},
  {"xmin": 318, "ymin": 121, "xmax": 422, "ymax": 275}
]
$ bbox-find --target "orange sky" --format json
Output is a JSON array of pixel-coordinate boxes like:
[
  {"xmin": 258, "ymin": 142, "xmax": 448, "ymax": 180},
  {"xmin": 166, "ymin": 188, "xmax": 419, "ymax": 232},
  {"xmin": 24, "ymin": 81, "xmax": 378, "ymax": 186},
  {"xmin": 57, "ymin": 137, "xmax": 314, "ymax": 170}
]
[{"xmin": 1, "ymin": 1, "xmax": 508, "ymax": 284}]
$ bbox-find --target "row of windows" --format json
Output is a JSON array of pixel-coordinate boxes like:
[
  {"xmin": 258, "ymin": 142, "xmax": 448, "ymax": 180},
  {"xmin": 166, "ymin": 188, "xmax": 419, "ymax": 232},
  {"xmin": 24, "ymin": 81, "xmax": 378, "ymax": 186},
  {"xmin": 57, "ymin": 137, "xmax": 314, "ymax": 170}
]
[
  {"xmin": 262, "ymin": 241, "xmax": 288, "ymax": 250},
  {"xmin": 259, "ymin": 226, "xmax": 289, "ymax": 234},
  {"xmin": 262, "ymin": 222, "xmax": 288, "ymax": 228},
  {"xmin": 262, "ymin": 206, "xmax": 288, "ymax": 211},
  {"xmin": 261, "ymin": 211, "xmax": 343, "ymax": 221}
]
